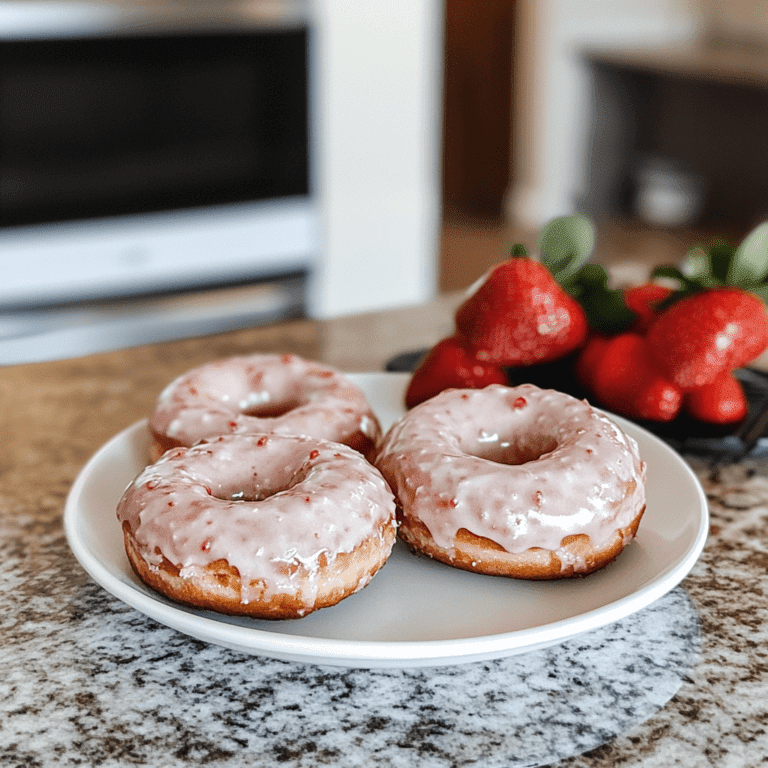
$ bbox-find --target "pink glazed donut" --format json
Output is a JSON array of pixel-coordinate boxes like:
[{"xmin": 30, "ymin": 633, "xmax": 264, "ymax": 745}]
[
  {"xmin": 148, "ymin": 353, "xmax": 382, "ymax": 462},
  {"xmin": 375, "ymin": 384, "xmax": 647, "ymax": 579},
  {"xmin": 117, "ymin": 433, "xmax": 397, "ymax": 618}
]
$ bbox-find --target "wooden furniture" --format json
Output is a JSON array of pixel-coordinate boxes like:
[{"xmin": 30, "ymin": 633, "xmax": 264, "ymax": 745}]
[
  {"xmin": 442, "ymin": 0, "xmax": 515, "ymax": 218},
  {"xmin": 582, "ymin": 43, "xmax": 768, "ymax": 229}
]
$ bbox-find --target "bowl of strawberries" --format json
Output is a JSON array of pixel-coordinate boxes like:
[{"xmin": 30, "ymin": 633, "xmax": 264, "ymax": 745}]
[{"xmin": 391, "ymin": 216, "xmax": 768, "ymax": 459}]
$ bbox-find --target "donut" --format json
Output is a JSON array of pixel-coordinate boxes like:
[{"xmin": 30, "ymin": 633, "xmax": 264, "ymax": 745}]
[
  {"xmin": 148, "ymin": 353, "xmax": 381, "ymax": 462},
  {"xmin": 375, "ymin": 384, "xmax": 646, "ymax": 579},
  {"xmin": 117, "ymin": 433, "xmax": 397, "ymax": 618}
]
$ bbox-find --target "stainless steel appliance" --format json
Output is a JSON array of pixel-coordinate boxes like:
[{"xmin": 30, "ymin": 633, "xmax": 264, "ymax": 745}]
[
  {"xmin": 0, "ymin": 0, "xmax": 443, "ymax": 364},
  {"xmin": 0, "ymin": 0, "xmax": 317, "ymax": 362}
]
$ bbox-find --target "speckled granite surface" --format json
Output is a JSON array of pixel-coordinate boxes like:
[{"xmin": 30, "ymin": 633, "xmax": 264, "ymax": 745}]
[{"xmin": 2, "ymin": 302, "xmax": 768, "ymax": 767}]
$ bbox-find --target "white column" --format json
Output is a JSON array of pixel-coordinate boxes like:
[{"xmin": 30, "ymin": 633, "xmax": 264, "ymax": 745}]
[{"xmin": 309, "ymin": 0, "xmax": 443, "ymax": 318}]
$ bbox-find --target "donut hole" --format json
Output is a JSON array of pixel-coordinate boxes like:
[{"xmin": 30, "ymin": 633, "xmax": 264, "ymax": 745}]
[
  {"xmin": 241, "ymin": 396, "xmax": 304, "ymax": 419},
  {"xmin": 207, "ymin": 483, "xmax": 270, "ymax": 502},
  {"xmin": 469, "ymin": 433, "xmax": 559, "ymax": 466},
  {"xmin": 225, "ymin": 488, "xmax": 269, "ymax": 502},
  {"xmin": 206, "ymin": 479, "xmax": 282, "ymax": 503},
  {"xmin": 198, "ymin": 434, "xmax": 318, "ymax": 504},
  {"xmin": 208, "ymin": 464, "xmax": 308, "ymax": 503}
]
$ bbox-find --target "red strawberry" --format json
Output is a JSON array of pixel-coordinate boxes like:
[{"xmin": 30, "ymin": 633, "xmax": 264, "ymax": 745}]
[
  {"xmin": 684, "ymin": 371, "xmax": 748, "ymax": 424},
  {"xmin": 623, "ymin": 283, "xmax": 674, "ymax": 334},
  {"xmin": 647, "ymin": 288, "xmax": 768, "ymax": 390},
  {"xmin": 454, "ymin": 257, "xmax": 588, "ymax": 366},
  {"xmin": 586, "ymin": 333, "xmax": 682, "ymax": 422},
  {"xmin": 405, "ymin": 336, "xmax": 508, "ymax": 408},
  {"xmin": 574, "ymin": 333, "xmax": 610, "ymax": 390}
]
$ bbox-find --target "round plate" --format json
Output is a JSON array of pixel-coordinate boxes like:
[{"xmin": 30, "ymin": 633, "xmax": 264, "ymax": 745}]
[{"xmin": 64, "ymin": 372, "xmax": 708, "ymax": 668}]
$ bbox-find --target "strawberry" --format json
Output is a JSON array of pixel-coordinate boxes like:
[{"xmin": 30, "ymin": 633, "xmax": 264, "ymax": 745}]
[
  {"xmin": 404, "ymin": 336, "xmax": 508, "ymax": 408},
  {"xmin": 454, "ymin": 257, "xmax": 588, "ymax": 366},
  {"xmin": 684, "ymin": 371, "xmax": 748, "ymax": 424},
  {"xmin": 646, "ymin": 288, "xmax": 768, "ymax": 390},
  {"xmin": 623, "ymin": 284, "xmax": 674, "ymax": 334},
  {"xmin": 586, "ymin": 333, "xmax": 682, "ymax": 422},
  {"xmin": 574, "ymin": 333, "xmax": 610, "ymax": 391}
]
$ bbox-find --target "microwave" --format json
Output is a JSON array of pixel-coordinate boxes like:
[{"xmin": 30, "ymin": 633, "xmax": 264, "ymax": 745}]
[
  {"xmin": 0, "ymin": 1, "xmax": 318, "ymax": 311},
  {"xmin": 0, "ymin": 0, "xmax": 442, "ymax": 336}
]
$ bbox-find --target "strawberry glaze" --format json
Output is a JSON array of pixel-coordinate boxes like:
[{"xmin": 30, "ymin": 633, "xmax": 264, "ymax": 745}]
[
  {"xmin": 149, "ymin": 354, "xmax": 381, "ymax": 456},
  {"xmin": 117, "ymin": 433, "xmax": 397, "ymax": 606},
  {"xmin": 375, "ymin": 384, "xmax": 646, "ymax": 569}
]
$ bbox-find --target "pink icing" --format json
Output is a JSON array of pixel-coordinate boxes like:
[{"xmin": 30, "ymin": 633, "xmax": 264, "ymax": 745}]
[
  {"xmin": 149, "ymin": 353, "xmax": 381, "ymax": 451},
  {"xmin": 375, "ymin": 384, "xmax": 646, "ymax": 564},
  {"xmin": 117, "ymin": 433, "xmax": 397, "ymax": 605}
]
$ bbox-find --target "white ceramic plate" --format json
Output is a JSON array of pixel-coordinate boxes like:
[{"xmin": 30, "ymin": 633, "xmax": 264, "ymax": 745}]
[{"xmin": 64, "ymin": 372, "xmax": 709, "ymax": 668}]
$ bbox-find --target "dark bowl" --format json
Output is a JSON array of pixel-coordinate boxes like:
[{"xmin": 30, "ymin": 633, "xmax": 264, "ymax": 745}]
[{"xmin": 385, "ymin": 349, "xmax": 768, "ymax": 461}]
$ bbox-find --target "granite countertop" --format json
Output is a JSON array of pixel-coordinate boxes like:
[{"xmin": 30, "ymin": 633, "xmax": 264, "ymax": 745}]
[{"xmin": 2, "ymin": 295, "xmax": 768, "ymax": 767}]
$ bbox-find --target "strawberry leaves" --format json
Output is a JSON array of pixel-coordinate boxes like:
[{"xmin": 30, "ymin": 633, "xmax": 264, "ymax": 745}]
[
  {"xmin": 567, "ymin": 264, "xmax": 637, "ymax": 333},
  {"xmin": 649, "ymin": 222, "xmax": 768, "ymax": 304},
  {"xmin": 537, "ymin": 215, "xmax": 635, "ymax": 333},
  {"xmin": 730, "ymin": 221, "xmax": 768, "ymax": 285},
  {"xmin": 537, "ymin": 214, "xmax": 595, "ymax": 287}
]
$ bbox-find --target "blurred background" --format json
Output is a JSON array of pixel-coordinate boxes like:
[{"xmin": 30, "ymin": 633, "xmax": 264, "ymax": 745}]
[
  {"xmin": 1, "ymin": 0, "xmax": 767, "ymax": 362},
  {"xmin": 442, "ymin": 0, "xmax": 768, "ymax": 291}
]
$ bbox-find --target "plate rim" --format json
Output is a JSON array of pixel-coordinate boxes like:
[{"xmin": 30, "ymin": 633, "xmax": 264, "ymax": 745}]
[{"xmin": 64, "ymin": 372, "xmax": 709, "ymax": 668}]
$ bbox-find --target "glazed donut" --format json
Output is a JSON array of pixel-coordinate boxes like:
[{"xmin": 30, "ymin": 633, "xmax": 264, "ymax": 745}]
[
  {"xmin": 117, "ymin": 433, "xmax": 397, "ymax": 618},
  {"xmin": 375, "ymin": 384, "xmax": 646, "ymax": 579},
  {"xmin": 148, "ymin": 353, "xmax": 381, "ymax": 462}
]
